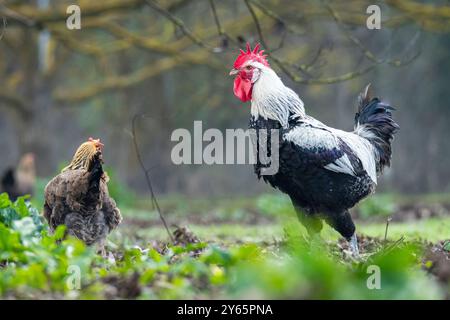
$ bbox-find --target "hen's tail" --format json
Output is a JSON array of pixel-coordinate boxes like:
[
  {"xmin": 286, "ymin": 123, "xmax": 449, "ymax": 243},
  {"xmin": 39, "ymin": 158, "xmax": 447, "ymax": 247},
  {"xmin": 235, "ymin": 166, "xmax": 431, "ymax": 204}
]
[{"xmin": 354, "ymin": 84, "xmax": 399, "ymax": 173}]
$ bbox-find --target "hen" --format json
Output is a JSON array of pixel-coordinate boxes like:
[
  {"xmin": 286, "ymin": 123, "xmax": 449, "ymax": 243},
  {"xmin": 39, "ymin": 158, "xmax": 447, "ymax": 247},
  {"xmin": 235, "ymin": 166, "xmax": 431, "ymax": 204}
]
[
  {"xmin": 43, "ymin": 138, "xmax": 122, "ymax": 254},
  {"xmin": 229, "ymin": 44, "xmax": 399, "ymax": 256},
  {"xmin": 1, "ymin": 153, "xmax": 36, "ymax": 201}
]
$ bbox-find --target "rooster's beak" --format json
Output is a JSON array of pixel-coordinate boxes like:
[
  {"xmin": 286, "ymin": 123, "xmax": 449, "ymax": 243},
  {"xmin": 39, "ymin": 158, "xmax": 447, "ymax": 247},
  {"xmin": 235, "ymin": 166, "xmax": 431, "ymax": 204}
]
[{"xmin": 229, "ymin": 68, "xmax": 239, "ymax": 76}]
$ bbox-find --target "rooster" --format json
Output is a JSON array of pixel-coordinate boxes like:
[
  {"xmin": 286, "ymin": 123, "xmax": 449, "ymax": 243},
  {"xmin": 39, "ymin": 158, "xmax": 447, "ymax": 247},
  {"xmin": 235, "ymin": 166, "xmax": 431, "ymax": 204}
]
[
  {"xmin": 1, "ymin": 153, "xmax": 36, "ymax": 201},
  {"xmin": 229, "ymin": 44, "xmax": 399, "ymax": 256},
  {"xmin": 43, "ymin": 138, "xmax": 122, "ymax": 254}
]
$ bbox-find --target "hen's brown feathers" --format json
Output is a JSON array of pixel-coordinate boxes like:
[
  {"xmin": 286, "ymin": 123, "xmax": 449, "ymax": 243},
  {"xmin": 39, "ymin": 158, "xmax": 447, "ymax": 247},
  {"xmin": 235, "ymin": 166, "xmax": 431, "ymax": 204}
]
[{"xmin": 43, "ymin": 140, "xmax": 122, "ymax": 249}]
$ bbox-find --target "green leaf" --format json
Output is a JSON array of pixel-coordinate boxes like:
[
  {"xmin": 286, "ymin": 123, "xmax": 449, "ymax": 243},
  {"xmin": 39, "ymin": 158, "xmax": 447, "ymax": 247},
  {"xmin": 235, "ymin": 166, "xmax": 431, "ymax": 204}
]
[
  {"xmin": 53, "ymin": 225, "xmax": 67, "ymax": 241},
  {"xmin": 14, "ymin": 197, "xmax": 31, "ymax": 218},
  {"xmin": 12, "ymin": 217, "xmax": 38, "ymax": 239},
  {"xmin": 443, "ymin": 240, "xmax": 450, "ymax": 252},
  {"xmin": 0, "ymin": 208, "xmax": 20, "ymax": 227},
  {"xmin": 0, "ymin": 193, "xmax": 12, "ymax": 209}
]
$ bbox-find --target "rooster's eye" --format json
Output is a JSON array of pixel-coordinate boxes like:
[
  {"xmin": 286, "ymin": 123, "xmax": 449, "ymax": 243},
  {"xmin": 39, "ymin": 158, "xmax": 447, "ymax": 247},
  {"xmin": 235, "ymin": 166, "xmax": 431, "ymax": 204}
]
[{"xmin": 245, "ymin": 65, "xmax": 252, "ymax": 70}]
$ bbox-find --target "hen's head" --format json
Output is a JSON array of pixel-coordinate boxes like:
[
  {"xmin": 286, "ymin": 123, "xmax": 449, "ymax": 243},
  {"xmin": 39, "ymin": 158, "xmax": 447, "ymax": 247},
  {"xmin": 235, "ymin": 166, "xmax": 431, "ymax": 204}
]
[
  {"xmin": 229, "ymin": 43, "xmax": 270, "ymax": 102},
  {"xmin": 62, "ymin": 137, "xmax": 104, "ymax": 172}
]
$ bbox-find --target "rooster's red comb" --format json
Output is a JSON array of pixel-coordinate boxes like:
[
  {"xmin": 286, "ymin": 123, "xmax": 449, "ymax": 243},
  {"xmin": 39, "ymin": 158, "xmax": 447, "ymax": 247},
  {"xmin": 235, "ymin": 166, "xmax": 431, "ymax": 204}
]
[{"xmin": 233, "ymin": 43, "xmax": 269, "ymax": 69}]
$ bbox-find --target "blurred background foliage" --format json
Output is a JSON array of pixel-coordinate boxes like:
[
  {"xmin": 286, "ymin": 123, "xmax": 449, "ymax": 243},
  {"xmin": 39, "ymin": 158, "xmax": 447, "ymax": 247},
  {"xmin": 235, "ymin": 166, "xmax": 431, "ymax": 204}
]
[{"xmin": 0, "ymin": 0, "xmax": 449, "ymax": 198}]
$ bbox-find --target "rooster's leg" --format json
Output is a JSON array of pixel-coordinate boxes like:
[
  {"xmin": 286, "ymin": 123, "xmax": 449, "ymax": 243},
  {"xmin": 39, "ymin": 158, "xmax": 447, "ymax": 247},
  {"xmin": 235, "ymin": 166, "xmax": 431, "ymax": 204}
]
[
  {"xmin": 324, "ymin": 210, "xmax": 360, "ymax": 257},
  {"xmin": 348, "ymin": 233, "xmax": 360, "ymax": 257}
]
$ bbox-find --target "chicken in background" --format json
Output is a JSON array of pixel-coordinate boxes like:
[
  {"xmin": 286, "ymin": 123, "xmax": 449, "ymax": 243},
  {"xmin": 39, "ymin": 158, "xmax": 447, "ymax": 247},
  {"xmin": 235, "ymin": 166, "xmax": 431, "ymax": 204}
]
[
  {"xmin": 229, "ymin": 44, "xmax": 399, "ymax": 257},
  {"xmin": 43, "ymin": 138, "xmax": 122, "ymax": 255},
  {"xmin": 1, "ymin": 153, "xmax": 36, "ymax": 201}
]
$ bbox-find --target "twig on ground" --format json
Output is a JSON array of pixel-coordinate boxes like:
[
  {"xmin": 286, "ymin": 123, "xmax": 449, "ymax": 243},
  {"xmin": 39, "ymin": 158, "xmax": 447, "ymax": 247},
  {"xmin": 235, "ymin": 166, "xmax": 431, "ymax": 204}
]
[
  {"xmin": 384, "ymin": 217, "xmax": 392, "ymax": 242},
  {"xmin": 383, "ymin": 235, "xmax": 405, "ymax": 254},
  {"xmin": 131, "ymin": 114, "xmax": 174, "ymax": 243}
]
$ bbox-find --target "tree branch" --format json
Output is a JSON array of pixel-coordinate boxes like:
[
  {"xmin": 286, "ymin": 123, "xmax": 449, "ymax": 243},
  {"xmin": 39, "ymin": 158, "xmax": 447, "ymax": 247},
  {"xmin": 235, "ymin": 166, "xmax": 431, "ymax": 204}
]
[
  {"xmin": 0, "ymin": 89, "xmax": 30, "ymax": 119},
  {"xmin": 248, "ymin": 0, "xmax": 306, "ymax": 37},
  {"xmin": 53, "ymin": 51, "xmax": 223, "ymax": 103},
  {"xmin": 244, "ymin": 0, "xmax": 311, "ymax": 80},
  {"xmin": 144, "ymin": 0, "xmax": 213, "ymax": 51},
  {"xmin": 1, "ymin": 0, "xmax": 144, "ymax": 26},
  {"xmin": 1, "ymin": 0, "xmax": 193, "ymax": 28}
]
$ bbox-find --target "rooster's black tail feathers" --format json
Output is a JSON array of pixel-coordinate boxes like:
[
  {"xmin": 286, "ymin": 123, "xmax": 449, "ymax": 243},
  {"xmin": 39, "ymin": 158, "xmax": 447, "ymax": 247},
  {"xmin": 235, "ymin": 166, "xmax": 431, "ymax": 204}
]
[{"xmin": 354, "ymin": 84, "xmax": 399, "ymax": 172}]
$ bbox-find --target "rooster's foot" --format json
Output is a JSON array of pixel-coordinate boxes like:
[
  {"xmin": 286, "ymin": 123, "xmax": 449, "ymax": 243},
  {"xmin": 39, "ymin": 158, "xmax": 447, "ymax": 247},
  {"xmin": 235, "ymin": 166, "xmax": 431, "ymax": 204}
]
[{"xmin": 348, "ymin": 233, "xmax": 360, "ymax": 258}]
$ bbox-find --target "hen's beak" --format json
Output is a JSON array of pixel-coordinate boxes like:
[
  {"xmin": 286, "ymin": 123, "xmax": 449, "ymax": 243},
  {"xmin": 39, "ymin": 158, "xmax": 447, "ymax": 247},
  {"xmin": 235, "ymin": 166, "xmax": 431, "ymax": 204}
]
[{"xmin": 229, "ymin": 68, "xmax": 239, "ymax": 76}]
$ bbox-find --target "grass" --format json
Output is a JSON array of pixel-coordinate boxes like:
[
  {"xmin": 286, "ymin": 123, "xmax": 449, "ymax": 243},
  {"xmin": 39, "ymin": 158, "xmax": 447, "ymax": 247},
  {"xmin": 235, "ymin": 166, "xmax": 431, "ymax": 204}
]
[
  {"xmin": 119, "ymin": 192, "xmax": 450, "ymax": 221},
  {"xmin": 116, "ymin": 192, "xmax": 450, "ymax": 245},
  {"xmin": 116, "ymin": 217, "xmax": 450, "ymax": 245},
  {"xmin": 360, "ymin": 217, "xmax": 450, "ymax": 243}
]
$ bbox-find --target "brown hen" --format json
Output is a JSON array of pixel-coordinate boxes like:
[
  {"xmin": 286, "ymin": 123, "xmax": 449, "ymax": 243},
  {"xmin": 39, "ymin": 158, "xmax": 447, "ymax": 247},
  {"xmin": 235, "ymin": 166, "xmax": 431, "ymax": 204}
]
[{"xmin": 43, "ymin": 138, "xmax": 122, "ymax": 254}]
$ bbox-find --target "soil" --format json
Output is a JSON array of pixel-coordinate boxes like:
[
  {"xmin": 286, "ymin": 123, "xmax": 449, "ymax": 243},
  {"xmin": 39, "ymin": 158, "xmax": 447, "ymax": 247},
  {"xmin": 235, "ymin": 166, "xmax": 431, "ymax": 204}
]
[
  {"xmin": 335, "ymin": 234, "xmax": 385, "ymax": 255},
  {"xmin": 102, "ymin": 272, "xmax": 142, "ymax": 299},
  {"xmin": 172, "ymin": 225, "xmax": 201, "ymax": 246},
  {"xmin": 423, "ymin": 240, "xmax": 450, "ymax": 284}
]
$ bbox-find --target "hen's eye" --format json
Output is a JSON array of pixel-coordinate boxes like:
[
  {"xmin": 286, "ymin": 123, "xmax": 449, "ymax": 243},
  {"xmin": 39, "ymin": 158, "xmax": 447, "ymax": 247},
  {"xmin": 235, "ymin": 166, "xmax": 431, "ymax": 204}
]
[{"xmin": 245, "ymin": 65, "xmax": 252, "ymax": 70}]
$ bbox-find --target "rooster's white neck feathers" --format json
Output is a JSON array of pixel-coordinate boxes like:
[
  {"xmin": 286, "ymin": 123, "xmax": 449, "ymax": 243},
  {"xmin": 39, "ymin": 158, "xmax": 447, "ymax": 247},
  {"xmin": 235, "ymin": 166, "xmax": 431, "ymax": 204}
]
[{"xmin": 251, "ymin": 66, "xmax": 305, "ymax": 127}]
